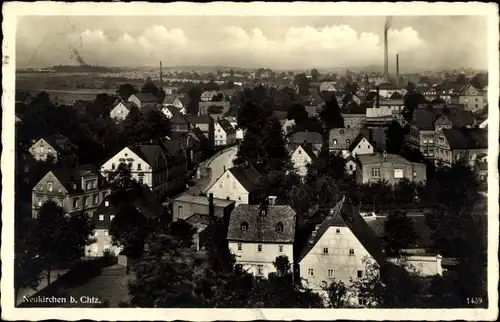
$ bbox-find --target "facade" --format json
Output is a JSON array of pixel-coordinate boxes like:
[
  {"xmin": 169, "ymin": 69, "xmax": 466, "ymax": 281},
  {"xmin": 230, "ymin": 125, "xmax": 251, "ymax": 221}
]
[
  {"xmin": 201, "ymin": 90, "xmax": 221, "ymax": 102},
  {"xmin": 170, "ymin": 115, "xmax": 191, "ymax": 134},
  {"xmin": 356, "ymin": 153, "xmax": 427, "ymax": 185},
  {"xmin": 172, "ymin": 193, "xmax": 235, "ymax": 221},
  {"xmin": 228, "ymin": 203, "xmax": 297, "ymax": 278},
  {"xmin": 319, "ymin": 82, "xmax": 337, "ymax": 92},
  {"xmin": 455, "ymin": 84, "xmax": 487, "ymax": 112},
  {"xmin": 349, "ymin": 134, "xmax": 374, "ymax": 158},
  {"xmin": 32, "ymin": 165, "xmax": 111, "ymax": 218},
  {"xmin": 342, "ymin": 104, "xmax": 367, "ymax": 129},
  {"xmin": 329, "ymin": 128, "xmax": 364, "ymax": 155},
  {"xmin": 206, "ymin": 165, "xmax": 260, "ymax": 206},
  {"xmin": 377, "ymin": 83, "xmax": 407, "ymax": 99},
  {"xmin": 187, "ymin": 115, "xmax": 215, "ymax": 147},
  {"xmin": 434, "ymin": 128, "xmax": 488, "ymax": 167},
  {"xmin": 366, "ymin": 99, "xmax": 404, "ymax": 118},
  {"xmin": 215, "ymin": 119, "xmax": 237, "ymax": 146},
  {"xmin": 86, "ymin": 184, "xmax": 164, "ymax": 257},
  {"xmin": 110, "ymin": 101, "xmax": 136, "ymax": 121},
  {"xmin": 128, "ymin": 93, "xmax": 158, "ymax": 110},
  {"xmin": 290, "ymin": 132, "xmax": 324, "ymax": 151},
  {"xmin": 28, "ymin": 134, "xmax": 78, "ymax": 164},
  {"xmin": 290, "ymin": 144, "xmax": 318, "ymax": 177}
]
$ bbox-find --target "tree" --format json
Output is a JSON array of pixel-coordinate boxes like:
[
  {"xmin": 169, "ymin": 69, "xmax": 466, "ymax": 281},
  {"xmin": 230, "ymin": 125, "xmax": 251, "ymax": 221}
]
[
  {"xmin": 402, "ymin": 91, "xmax": 427, "ymax": 123},
  {"xmin": 310, "ymin": 68, "xmax": 320, "ymax": 82},
  {"xmin": 385, "ymin": 121, "xmax": 405, "ymax": 154},
  {"xmin": 470, "ymin": 72, "xmax": 487, "ymax": 90},
  {"xmin": 287, "ymin": 103, "xmax": 309, "ymax": 124},
  {"xmin": 294, "ymin": 73, "xmax": 310, "ymax": 97},
  {"xmin": 15, "ymin": 229, "xmax": 43, "ymax": 304},
  {"xmin": 122, "ymin": 108, "xmax": 171, "ymax": 145},
  {"xmin": 319, "ymin": 95, "xmax": 344, "ymax": 130},
  {"xmin": 344, "ymin": 82, "xmax": 358, "ymax": 94},
  {"xmin": 322, "ymin": 279, "xmax": 351, "ymax": 308},
  {"xmin": 393, "ymin": 178, "xmax": 421, "ymax": 206},
  {"xmin": 117, "ymin": 84, "xmax": 138, "ymax": 101},
  {"xmin": 383, "ymin": 210, "xmax": 418, "ymax": 256},
  {"xmin": 455, "ymin": 73, "xmax": 467, "ymax": 85}
]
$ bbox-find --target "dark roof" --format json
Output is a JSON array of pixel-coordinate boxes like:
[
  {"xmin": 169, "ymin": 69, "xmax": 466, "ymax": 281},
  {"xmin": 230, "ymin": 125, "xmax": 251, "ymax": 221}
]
[
  {"xmin": 51, "ymin": 165, "xmax": 108, "ymax": 194},
  {"xmin": 443, "ymin": 128, "xmax": 488, "ymax": 150},
  {"xmin": 129, "ymin": 144, "xmax": 163, "ymax": 165},
  {"xmin": 378, "ymin": 82, "xmax": 400, "ymax": 90},
  {"xmin": 178, "ymin": 96, "xmax": 190, "ymax": 106},
  {"xmin": 187, "ymin": 115, "xmax": 213, "ymax": 125},
  {"xmin": 413, "ymin": 107, "xmax": 475, "ymax": 130},
  {"xmin": 299, "ymin": 143, "xmax": 318, "ymax": 160},
  {"xmin": 185, "ymin": 214, "xmax": 213, "ymax": 233},
  {"xmin": 170, "ymin": 115, "xmax": 190, "ymax": 125},
  {"xmin": 227, "ymin": 205, "xmax": 297, "ymax": 243},
  {"xmin": 329, "ymin": 128, "xmax": 361, "ymax": 149},
  {"xmin": 365, "ymin": 215, "xmax": 433, "ymax": 249},
  {"xmin": 160, "ymin": 138, "xmax": 186, "ymax": 160},
  {"xmin": 43, "ymin": 134, "xmax": 77, "ymax": 151},
  {"xmin": 228, "ymin": 166, "xmax": 260, "ymax": 192},
  {"xmin": 342, "ymin": 102, "xmax": 367, "ymax": 115},
  {"xmin": 163, "ymin": 105, "xmax": 182, "ymax": 117},
  {"xmin": 218, "ymin": 118, "xmax": 236, "ymax": 135},
  {"xmin": 291, "ymin": 132, "xmax": 323, "ymax": 145},
  {"xmin": 133, "ymin": 92, "xmax": 158, "ymax": 103}
]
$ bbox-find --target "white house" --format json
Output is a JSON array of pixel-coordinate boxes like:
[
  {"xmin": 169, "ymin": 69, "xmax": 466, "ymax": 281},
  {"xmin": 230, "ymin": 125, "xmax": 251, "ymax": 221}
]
[
  {"xmin": 161, "ymin": 105, "xmax": 182, "ymax": 119},
  {"xmin": 228, "ymin": 202, "xmax": 297, "ymax": 278},
  {"xmin": 290, "ymin": 144, "xmax": 318, "ymax": 177},
  {"xmin": 206, "ymin": 166, "xmax": 260, "ymax": 206},
  {"xmin": 215, "ymin": 119, "xmax": 237, "ymax": 146},
  {"xmin": 377, "ymin": 83, "xmax": 407, "ymax": 99},
  {"xmin": 201, "ymin": 90, "xmax": 221, "ymax": 102},
  {"xmin": 345, "ymin": 155, "xmax": 357, "ymax": 175},
  {"xmin": 349, "ymin": 134, "xmax": 374, "ymax": 158},
  {"xmin": 297, "ymin": 197, "xmax": 385, "ymax": 306},
  {"xmin": 110, "ymin": 101, "xmax": 136, "ymax": 121}
]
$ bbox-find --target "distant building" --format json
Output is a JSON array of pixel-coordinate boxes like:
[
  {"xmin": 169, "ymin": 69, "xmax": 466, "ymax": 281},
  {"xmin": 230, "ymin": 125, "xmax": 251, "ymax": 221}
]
[
  {"xmin": 215, "ymin": 118, "xmax": 236, "ymax": 146},
  {"xmin": 32, "ymin": 165, "xmax": 111, "ymax": 218},
  {"xmin": 201, "ymin": 90, "xmax": 222, "ymax": 102},
  {"xmin": 290, "ymin": 132, "xmax": 324, "ymax": 151},
  {"xmin": 228, "ymin": 201, "xmax": 297, "ymax": 277},
  {"xmin": 186, "ymin": 115, "xmax": 215, "ymax": 147},
  {"xmin": 290, "ymin": 143, "xmax": 319, "ymax": 177},
  {"xmin": 199, "ymin": 101, "xmax": 231, "ymax": 116},
  {"xmin": 28, "ymin": 134, "xmax": 78, "ymax": 165},
  {"xmin": 356, "ymin": 153, "xmax": 427, "ymax": 185},
  {"xmin": 329, "ymin": 128, "xmax": 364, "ymax": 156},
  {"xmin": 434, "ymin": 128, "xmax": 488, "ymax": 167},
  {"xmin": 128, "ymin": 93, "xmax": 158, "ymax": 110},
  {"xmin": 110, "ymin": 101, "xmax": 137, "ymax": 121},
  {"xmin": 349, "ymin": 133, "xmax": 374, "ymax": 158},
  {"xmin": 342, "ymin": 104, "xmax": 367, "ymax": 129},
  {"xmin": 454, "ymin": 84, "xmax": 487, "ymax": 112},
  {"xmin": 319, "ymin": 82, "xmax": 337, "ymax": 92},
  {"xmin": 206, "ymin": 165, "xmax": 261, "ymax": 206},
  {"xmin": 377, "ymin": 83, "xmax": 407, "ymax": 99}
]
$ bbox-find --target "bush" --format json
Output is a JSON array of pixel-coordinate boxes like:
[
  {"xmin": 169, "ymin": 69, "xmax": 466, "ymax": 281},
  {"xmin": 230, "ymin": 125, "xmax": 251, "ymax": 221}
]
[{"xmin": 102, "ymin": 249, "xmax": 118, "ymax": 266}]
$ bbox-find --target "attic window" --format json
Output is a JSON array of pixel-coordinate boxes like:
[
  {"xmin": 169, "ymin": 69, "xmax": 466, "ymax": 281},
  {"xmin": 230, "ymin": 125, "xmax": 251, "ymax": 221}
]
[
  {"xmin": 275, "ymin": 222, "xmax": 284, "ymax": 233},
  {"xmin": 333, "ymin": 139, "xmax": 337, "ymax": 145},
  {"xmin": 346, "ymin": 139, "xmax": 350, "ymax": 144},
  {"xmin": 340, "ymin": 130, "xmax": 344, "ymax": 136},
  {"xmin": 240, "ymin": 222, "xmax": 249, "ymax": 231}
]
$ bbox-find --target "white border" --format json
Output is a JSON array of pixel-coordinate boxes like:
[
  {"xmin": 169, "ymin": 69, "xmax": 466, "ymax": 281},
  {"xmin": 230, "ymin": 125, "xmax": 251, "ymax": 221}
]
[{"xmin": 2, "ymin": 2, "xmax": 499, "ymax": 321}]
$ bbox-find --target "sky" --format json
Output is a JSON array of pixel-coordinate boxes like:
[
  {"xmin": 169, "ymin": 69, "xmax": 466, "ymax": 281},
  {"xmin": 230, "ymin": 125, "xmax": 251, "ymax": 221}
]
[{"xmin": 16, "ymin": 15, "xmax": 488, "ymax": 72}]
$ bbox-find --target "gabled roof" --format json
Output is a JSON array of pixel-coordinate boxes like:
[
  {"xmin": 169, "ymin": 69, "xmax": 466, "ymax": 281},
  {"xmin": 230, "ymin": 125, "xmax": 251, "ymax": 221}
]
[
  {"xmin": 178, "ymin": 96, "xmax": 190, "ymax": 106},
  {"xmin": 329, "ymin": 128, "xmax": 361, "ymax": 149},
  {"xmin": 129, "ymin": 144, "xmax": 163, "ymax": 166},
  {"xmin": 113, "ymin": 101, "xmax": 137, "ymax": 112},
  {"xmin": 349, "ymin": 133, "xmax": 369, "ymax": 151},
  {"xmin": 162, "ymin": 105, "xmax": 182, "ymax": 117},
  {"xmin": 357, "ymin": 153, "xmax": 413, "ymax": 165},
  {"xmin": 160, "ymin": 138, "xmax": 186, "ymax": 160},
  {"xmin": 227, "ymin": 204, "xmax": 296, "ymax": 243},
  {"xmin": 41, "ymin": 134, "xmax": 78, "ymax": 151},
  {"xmin": 227, "ymin": 165, "xmax": 260, "ymax": 192},
  {"xmin": 218, "ymin": 118, "xmax": 236, "ymax": 135},
  {"xmin": 291, "ymin": 143, "xmax": 317, "ymax": 160},
  {"xmin": 49, "ymin": 164, "xmax": 108, "ymax": 194},
  {"xmin": 442, "ymin": 128, "xmax": 488, "ymax": 150},
  {"xmin": 291, "ymin": 131, "xmax": 323, "ymax": 145},
  {"xmin": 187, "ymin": 115, "xmax": 213, "ymax": 125},
  {"xmin": 413, "ymin": 107, "xmax": 475, "ymax": 130},
  {"xmin": 132, "ymin": 92, "xmax": 158, "ymax": 103}
]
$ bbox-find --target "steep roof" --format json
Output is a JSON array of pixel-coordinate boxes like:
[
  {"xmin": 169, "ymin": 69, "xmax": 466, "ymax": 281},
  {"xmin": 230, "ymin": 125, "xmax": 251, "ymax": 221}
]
[
  {"xmin": 291, "ymin": 131, "xmax": 323, "ymax": 145},
  {"xmin": 342, "ymin": 102, "xmax": 367, "ymax": 115},
  {"xmin": 218, "ymin": 118, "xmax": 236, "ymax": 135},
  {"xmin": 50, "ymin": 164, "xmax": 108, "ymax": 194},
  {"xmin": 129, "ymin": 144, "xmax": 163, "ymax": 166},
  {"xmin": 187, "ymin": 115, "xmax": 213, "ymax": 125},
  {"xmin": 160, "ymin": 138, "xmax": 186, "ymax": 160},
  {"xmin": 163, "ymin": 105, "xmax": 182, "ymax": 117},
  {"xmin": 349, "ymin": 133, "xmax": 369, "ymax": 151},
  {"xmin": 175, "ymin": 193, "xmax": 235, "ymax": 208},
  {"xmin": 228, "ymin": 165, "xmax": 261, "ymax": 192},
  {"xmin": 413, "ymin": 107, "xmax": 475, "ymax": 130},
  {"xmin": 329, "ymin": 128, "xmax": 361, "ymax": 149},
  {"xmin": 178, "ymin": 96, "xmax": 190, "ymax": 106},
  {"xmin": 133, "ymin": 92, "xmax": 158, "ymax": 103},
  {"xmin": 41, "ymin": 134, "xmax": 78, "ymax": 152},
  {"xmin": 185, "ymin": 214, "xmax": 213, "ymax": 234},
  {"xmin": 443, "ymin": 128, "xmax": 488, "ymax": 150},
  {"xmin": 227, "ymin": 204, "xmax": 297, "ymax": 243}
]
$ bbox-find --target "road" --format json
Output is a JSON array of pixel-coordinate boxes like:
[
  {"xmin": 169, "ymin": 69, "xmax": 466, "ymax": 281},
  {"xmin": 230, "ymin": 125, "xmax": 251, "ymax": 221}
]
[{"xmin": 201, "ymin": 145, "xmax": 238, "ymax": 193}]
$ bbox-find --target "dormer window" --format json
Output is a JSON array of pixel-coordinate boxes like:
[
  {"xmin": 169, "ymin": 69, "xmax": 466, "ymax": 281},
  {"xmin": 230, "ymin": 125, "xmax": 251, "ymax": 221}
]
[
  {"xmin": 240, "ymin": 222, "xmax": 249, "ymax": 231},
  {"xmin": 275, "ymin": 222, "xmax": 284, "ymax": 233}
]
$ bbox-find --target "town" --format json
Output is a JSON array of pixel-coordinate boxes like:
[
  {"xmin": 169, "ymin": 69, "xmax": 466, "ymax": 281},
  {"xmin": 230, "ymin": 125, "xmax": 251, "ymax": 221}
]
[{"xmin": 14, "ymin": 21, "xmax": 489, "ymax": 309}]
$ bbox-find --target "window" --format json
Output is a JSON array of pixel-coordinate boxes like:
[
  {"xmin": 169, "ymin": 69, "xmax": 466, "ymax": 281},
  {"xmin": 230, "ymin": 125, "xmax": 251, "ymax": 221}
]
[
  {"xmin": 298, "ymin": 149, "xmax": 302, "ymax": 155},
  {"xmin": 333, "ymin": 139, "xmax": 337, "ymax": 145},
  {"xmin": 257, "ymin": 244, "xmax": 263, "ymax": 252},
  {"xmin": 428, "ymin": 139, "xmax": 434, "ymax": 144},
  {"xmin": 328, "ymin": 269, "xmax": 334, "ymax": 277},
  {"xmin": 93, "ymin": 194, "xmax": 99, "ymax": 205},
  {"xmin": 349, "ymin": 164, "xmax": 353, "ymax": 171},
  {"xmin": 340, "ymin": 130, "xmax": 344, "ymax": 136},
  {"xmin": 413, "ymin": 171, "xmax": 417, "ymax": 177},
  {"xmin": 40, "ymin": 147, "xmax": 44, "ymax": 153},
  {"xmin": 349, "ymin": 249, "xmax": 355, "ymax": 256},
  {"xmin": 423, "ymin": 139, "xmax": 427, "ymax": 144},
  {"xmin": 84, "ymin": 196, "xmax": 89, "ymax": 207},
  {"xmin": 278, "ymin": 245, "xmax": 283, "ymax": 253},
  {"xmin": 357, "ymin": 270, "xmax": 363, "ymax": 278},
  {"xmin": 226, "ymin": 196, "xmax": 230, "ymax": 200},
  {"xmin": 394, "ymin": 169, "xmax": 404, "ymax": 179},
  {"xmin": 139, "ymin": 177, "xmax": 144, "ymax": 184},
  {"xmin": 257, "ymin": 265, "xmax": 264, "ymax": 276},
  {"xmin": 137, "ymin": 164, "xmax": 142, "ymax": 170},
  {"xmin": 104, "ymin": 231, "xmax": 109, "ymax": 236},
  {"xmin": 336, "ymin": 228, "xmax": 341, "ymax": 234},
  {"xmin": 178, "ymin": 206, "xmax": 184, "ymax": 218},
  {"xmin": 237, "ymin": 243, "xmax": 242, "ymax": 251},
  {"xmin": 240, "ymin": 222, "xmax": 248, "ymax": 231},
  {"xmin": 73, "ymin": 198, "xmax": 79, "ymax": 209},
  {"xmin": 275, "ymin": 222, "xmax": 284, "ymax": 233},
  {"xmin": 39, "ymin": 185, "xmax": 44, "ymax": 191},
  {"xmin": 48, "ymin": 148, "xmax": 52, "ymax": 153},
  {"xmin": 219, "ymin": 181, "xmax": 224, "ymax": 188},
  {"xmin": 38, "ymin": 200, "xmax": 42, "ymax": 207},
  {"xmin": 112, "ymin": 163, "xmax": 116, "ymax": 170},
  {"xmin": 47, "ymin": 181, "xmax": 53, "ymax": 192},
  {"xmin": 308, "ymin": 268, "xmax": 314, "ymax": 276},
  {"xmin": 358, "ymin": 298, "xmax": 368, "ymax": 306},
  {"xmin": 323, "ymin": 247, "xmax": 329, "ymax": 254},
  {"xmin": 346, "ymin": 139, "xmax": 350, "ymax": 144},
  {"xmin": 371, "ymin": 168, "xmax": 380, "ymax": 178},
  {"xmin": 110, "ymin": 215, "xmax": 115, "ymax": 221},
  {"xmin": 99, "ymin": 215, "xmax": 104, "ymax": 221},
  {"xmin": 105, "ymin": 200, "xmax": 109, "ymax": 207},
  {"xmin": 237, "ymin": 196, "xmax": 241, "ymax": 201}
]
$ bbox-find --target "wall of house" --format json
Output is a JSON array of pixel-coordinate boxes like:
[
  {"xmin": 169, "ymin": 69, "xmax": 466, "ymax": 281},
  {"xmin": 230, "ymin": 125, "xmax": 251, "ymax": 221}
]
[
  {"xmin": 342, "ymin": 115, "xmax": 365, "ymax": 129},
  {"xmin": 172, "ymin": 201, "xmax": 226, "ymax": 221},
  {"xmin": 229, "ymin": 241, "xmax": 294, "ymax": 278},
  {"xmin": 345, "ymin": 160, "xmax": 356, "ymax": 174},
  {"xmin": 100, "ymin": 147, "xmax": 154, "ymax": 187},
  {"xmin": 358, "ymin": 161, "xmax": 427, "ymax": 185},
  {"xmin": 291, "ymin": 147, "xmax": 313, "ymax": 177},
  {"xmin": 128, "ymin": 95, "xmax": 142, "ymax": 109},
  {"xmin": 85, "ymin": 229, "xmax": 123, "ymax": 257},
  {"xmin": 214, "ymin": 123, "xmax": 227, "ymax": 146},
  {"xmin": 207, "ymin": 171, "xmax": 250, "ymax": 206},
  {"xmin": 366, "ymin": 105, "xmax": 403, "ymax": 118},
  {"xmin": 110, "ymin": 103, "xmax": 130, "ymax": 121},
  {"xmin": 387, "ymin": 255, "xmax": 442, "ymax": 277},
  {"xmin": 351, "ymin": 138, "xmax": 374, "ymax": 157},
  {"xmin": 29, "ymin": 139, "xmax": 59, "ymax": 162},
  {"xmin": 299, "ymin": 226, "xmax": 374, "ymax": 291}
]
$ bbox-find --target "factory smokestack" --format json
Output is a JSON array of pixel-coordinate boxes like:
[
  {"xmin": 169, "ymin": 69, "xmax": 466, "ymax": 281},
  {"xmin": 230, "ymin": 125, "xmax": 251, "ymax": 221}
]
[
  {"xmin": 383, "ymin": 17, "xmax": 392, "ymax": 83},
  {"xmin": 396, "ymin": 54, "xmax": 400, "ymax": 87},
  {"xmin": 160, "ymin": 61, "xmax": 163, "ymax": 90}
]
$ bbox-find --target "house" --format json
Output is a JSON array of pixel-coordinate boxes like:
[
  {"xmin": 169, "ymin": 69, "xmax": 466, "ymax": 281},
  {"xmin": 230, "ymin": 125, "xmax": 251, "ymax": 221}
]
[
  {"xmin": 342, "ymin": 104, "xmax": 367, "ymax": 129},
  {"xmin": 475, "ymin": 153, "xmax": 488, "ymax": 182},
  {"xmin": 227, "ymin": 201, "xmax": 297, "ymax": 277},
  {"xmin": 110, "ymin": 101, "xmax": 137, "ymax": 121},
  {"xmin": 345, "ymin": 155, "xmax": 357, "ymax": 175},
  {"xmin": 290, "ymin": 132, "xmax": 324, "ymax": 151},
  {"xmin": 290, "ymin": 143, "xmax": 319, "ymax": 177},
  {"xmin": 168, "ymin": 131, "xmax": 204, "ymax": 168},
  {"xmin": 170, "ymin": 115, "xmax": 191, "ymax": 134},
  {"xmin": 434, "ymin": 128, "xmax": 488, "ymax": 167},
  {"xmin": 172, "ymin": 193, "xmax": 235, "ymax": 222},
  {"xmin": 86, "ymin": 184, "xmax": 164, "ymax": 257},
  {"xmin": 206, "ymin": 165, "xmax": 261, "ymax": 206},
  {"xmin": 435, "ymin": 83, "xmax": 464, "ymax": 103},
  {"xmin": 161, "ymin": 105, "xmax": 182, "ymax": 119},
  {"xmin": 377, "ymin": 83, "xmax": 407, "ymax": 99},
  {"xmin": 160, "ymin": 138, "xmax": 189, "ymax": 196},
  {"xmin": 407, "ymin": 107, "xmax": 475, "ymax": 160},
  {"xmin": 297, "ymin": 196, "xmax": 385, "ymax": 305},
  {"xmin": 184, "ymin": 214, "xmax": 215, "ymax": 251},
  {"xmin": 356, "ymin": 152, "xmax": 427, "ymax": 185},
  {"xmin": 199, "ymin": 101, "xmax": 231, "ymax": 116},
  {"xmin": 163, "ymin": 95, "xmax": 189, "ymax": 113},
  {"xmin": 28, "ymin": 134, "xmax": 78, "ymax": 164},
  {"xmin": 329, "ymin": 128, "xmax": 364, "ymax": 156},
  {"xmin": 319, "ymin": 82, "xmax": 337, "ymax": 92},
  {"xmin": 455, "ymin": 84, "xmax": 487, "ymax": 112},
  {"xmin": 201, "ymin": 90, "xmax": 222, "ymax": 102},
  {"xmin": 215, "ymin": 118, "xmax": 237, "ymax": 146},
  {"xmin": 349, "ymin": 133, "xmax": 374, "ymax": 158},
  {"xmin": 367, "ymin": 99, "xmax": 405, "ymax": 118},
  {"xmin": 32, "ymin": 165, "xmax": 111, "ymax": 218},
  {"xmin": 186, "ymin": 115, "xmax": 215, "ymax": 147},
  {"xmin": 128, "ymin": 92, "xmax": 158, "ymax": 110}
]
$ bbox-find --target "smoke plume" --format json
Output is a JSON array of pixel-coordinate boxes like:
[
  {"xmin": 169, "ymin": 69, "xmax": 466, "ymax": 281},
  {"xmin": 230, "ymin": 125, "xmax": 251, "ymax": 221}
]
[{"xmin": 69, "ymin": 46, "xmax": 89, "ymax": 66}]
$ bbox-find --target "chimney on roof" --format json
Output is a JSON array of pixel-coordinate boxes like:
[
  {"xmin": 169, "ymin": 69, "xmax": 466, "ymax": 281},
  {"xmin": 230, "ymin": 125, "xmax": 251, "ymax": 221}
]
[
  {"xmin": 208, "ymin": 193, "xmax": 214, "ymax": 217},
  {"xmin": 268, "ymin": 196, "xmax": 277, "ymax": 206}
]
